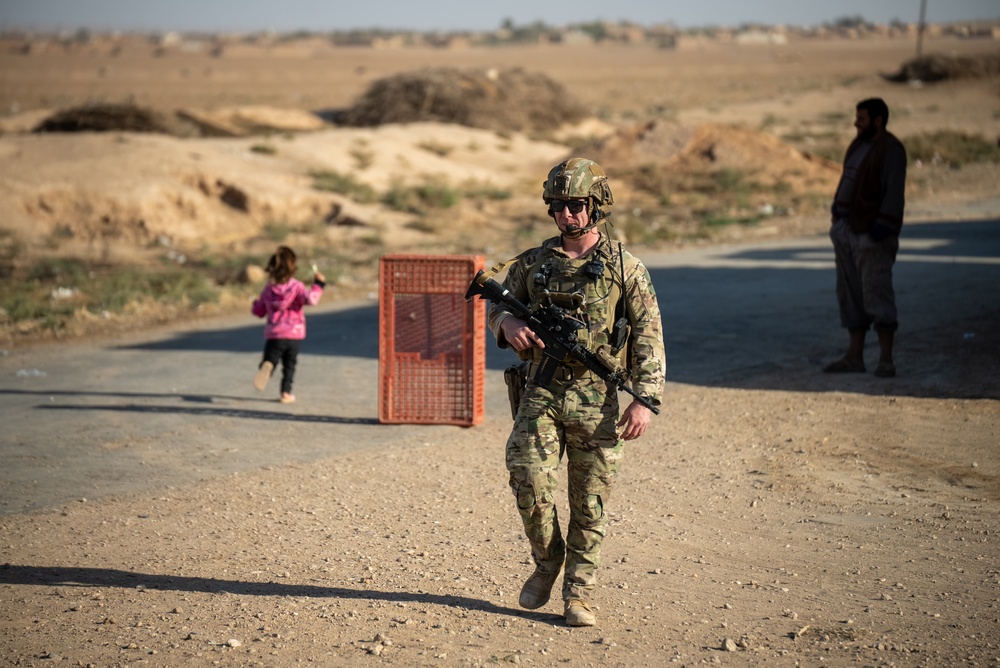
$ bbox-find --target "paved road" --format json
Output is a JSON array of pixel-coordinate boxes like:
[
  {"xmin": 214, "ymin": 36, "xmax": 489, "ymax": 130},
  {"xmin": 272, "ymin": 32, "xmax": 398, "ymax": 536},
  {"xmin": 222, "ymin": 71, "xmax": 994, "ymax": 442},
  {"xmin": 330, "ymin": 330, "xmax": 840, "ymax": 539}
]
[
  {"xmin": 643, "ymin": 215, "xmax": 1000, "ymax": 390},
  {"xmin": 2, "ymin": 213, "xmax": 998, "ymax": 514}
]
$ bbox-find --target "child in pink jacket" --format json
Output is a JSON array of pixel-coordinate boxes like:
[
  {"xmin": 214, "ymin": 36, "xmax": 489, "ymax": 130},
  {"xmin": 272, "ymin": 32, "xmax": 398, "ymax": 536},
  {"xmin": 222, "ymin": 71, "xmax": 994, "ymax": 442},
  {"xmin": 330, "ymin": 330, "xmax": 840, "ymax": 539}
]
[{"xmin": 252, "ymin": 246, "xmax": 325, "ymax": 403}]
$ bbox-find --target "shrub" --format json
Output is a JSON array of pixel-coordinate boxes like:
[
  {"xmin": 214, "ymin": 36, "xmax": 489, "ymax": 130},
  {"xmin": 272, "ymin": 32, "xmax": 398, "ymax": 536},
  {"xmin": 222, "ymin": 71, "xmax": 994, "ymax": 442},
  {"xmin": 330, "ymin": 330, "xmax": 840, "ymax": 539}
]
[
  {"xmin": 382, "ymin": 179, "xmax": 461, "ymax": 214},
  {"xmin": 27, "ymin": 257, "xmax": 89, "ymax": 284},
  {"xmin": 417, "ymin": 140, "xmax": 454, "ymax": 157},
  {"xmin": 310, "ymin": 169, "xmax": 377, "ymax": 203},
  {"xmin": 263, "ymin": 221, "xmax": 291, "ymax": 242},
  {"xmin": 250, "ymin": 143, "xmax": 277, "ymax": 155},
  {"xmin": 905, "ymin": 130, "xmax": 1000, "ymax": 168}
]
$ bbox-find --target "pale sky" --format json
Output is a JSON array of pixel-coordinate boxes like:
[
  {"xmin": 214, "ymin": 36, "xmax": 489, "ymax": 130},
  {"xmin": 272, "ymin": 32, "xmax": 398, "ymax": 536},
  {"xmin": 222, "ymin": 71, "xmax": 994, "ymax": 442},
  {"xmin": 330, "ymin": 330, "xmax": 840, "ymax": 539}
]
[{"xmin": 1, "ymin": 0, "xmax": 998, "ymax": 33}]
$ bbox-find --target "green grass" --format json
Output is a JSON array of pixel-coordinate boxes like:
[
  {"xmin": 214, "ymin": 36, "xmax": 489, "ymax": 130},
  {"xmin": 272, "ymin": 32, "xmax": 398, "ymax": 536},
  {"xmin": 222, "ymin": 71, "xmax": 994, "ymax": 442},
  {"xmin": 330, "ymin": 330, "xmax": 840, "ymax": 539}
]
[
  {"xmin": 417, "ymin": 139, "xmax": 454, "ymax": 157},
  {"xmin": 462, "ymin": 184, "xmax": 512, "ymax": 201},
  {"xmin": 382, "ymin": 179, "xmax": 461, "ymax": 214},
  {"xmin": 309, "ymin": 169, "xmax": 377, "ymax": 203},
  {"xmin": 905, "ymin": 130, "xmax": 1000, "ymax": 168},
  {"xmin": 200, "ymin": 251, "xmax": 271, "ymax": 283},
  {"xmin": 311, "ymin": 167, "xmax": 511, "ymax": 217},
  {"xmin": 0, "ymin": 287, "xmax": 68, "ymax": 323},
  {"xmin": 0, "ymin": 257, "xmax": 222, "ymax": 331},
  {"xmin": 613, "ymin": 159, "xmax": 831, "ymax": 246},
  {"xmin": 26, "ymin": 257, "xmax": 90, "ymax": 284},
  {"xmin": 250, "ymin": 143, "xmax": 277, "ymax": 155},
  {"xmin": 701, "ymin": 213, "xmax": 764, "ymax": 228},
  {"xmin": 349, "ymin": 141, "xmax": 375, "ymax": 170},
  {"xmin": 262, "ymin": 221, "xmax": 292, "ymax": 242},
  {"xmin": 90, "ymin": 266, "xmax": 218, "ymax": 312},
  {"xmin": 1, "ymin": 195, "xmax": 376, "ymax": 335}
]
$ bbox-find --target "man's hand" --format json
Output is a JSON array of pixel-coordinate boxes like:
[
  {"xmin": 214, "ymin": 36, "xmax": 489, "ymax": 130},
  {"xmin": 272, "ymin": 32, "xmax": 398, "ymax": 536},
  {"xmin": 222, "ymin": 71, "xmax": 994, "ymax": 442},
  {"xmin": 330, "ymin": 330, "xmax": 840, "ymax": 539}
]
[
  {"xmin": 617, "ymin": 400, "xmax": 653, "ymax": 441},
  {"xmin": 500, "ymin": 316, "xmax": 545, "ymax": 352}
]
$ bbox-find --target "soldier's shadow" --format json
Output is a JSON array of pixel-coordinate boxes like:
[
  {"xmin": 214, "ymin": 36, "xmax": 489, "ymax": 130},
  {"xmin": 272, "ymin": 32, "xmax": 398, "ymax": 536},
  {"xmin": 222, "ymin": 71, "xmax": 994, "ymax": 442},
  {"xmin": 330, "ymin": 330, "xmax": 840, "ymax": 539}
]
[{"xmin": 0, "ymin": 564, "xmax": 570, "ymax": 625}]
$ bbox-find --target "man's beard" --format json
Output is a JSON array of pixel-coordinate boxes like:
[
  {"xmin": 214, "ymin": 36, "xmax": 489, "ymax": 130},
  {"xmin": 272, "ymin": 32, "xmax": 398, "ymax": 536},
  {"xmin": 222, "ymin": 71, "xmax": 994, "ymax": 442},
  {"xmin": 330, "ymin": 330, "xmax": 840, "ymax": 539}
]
[{"xmin": 858, "ymin": 125, "xmax": 878, "ymax": 141}]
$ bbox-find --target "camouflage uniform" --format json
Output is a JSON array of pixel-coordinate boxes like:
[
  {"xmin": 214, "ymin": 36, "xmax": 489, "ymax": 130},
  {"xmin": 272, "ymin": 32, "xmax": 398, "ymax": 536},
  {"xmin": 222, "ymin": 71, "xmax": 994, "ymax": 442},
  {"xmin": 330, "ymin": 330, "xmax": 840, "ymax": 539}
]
[{"xmin": 488, "ymin": 232, "xmax": 665, "ymax": 602}]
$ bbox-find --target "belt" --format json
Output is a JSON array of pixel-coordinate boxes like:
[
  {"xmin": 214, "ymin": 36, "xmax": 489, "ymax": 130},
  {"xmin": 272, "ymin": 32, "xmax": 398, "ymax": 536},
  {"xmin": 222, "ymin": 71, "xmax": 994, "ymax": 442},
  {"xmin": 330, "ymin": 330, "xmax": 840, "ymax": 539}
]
[{"xmin": 527, "ymin": 362, "xmax": 596, "ymax": 383}]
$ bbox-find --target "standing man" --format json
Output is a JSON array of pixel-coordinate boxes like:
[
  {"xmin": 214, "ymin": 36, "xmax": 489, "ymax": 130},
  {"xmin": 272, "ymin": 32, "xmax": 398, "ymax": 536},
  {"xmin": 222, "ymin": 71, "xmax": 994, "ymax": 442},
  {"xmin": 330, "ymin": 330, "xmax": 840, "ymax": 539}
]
[
  {"xmin": 824, "ymin": 98, "xmax": 907, "ymax": 378},
  {"xmin": 487, "ymin": 158, "xmax": 665, "ymax": 626}
]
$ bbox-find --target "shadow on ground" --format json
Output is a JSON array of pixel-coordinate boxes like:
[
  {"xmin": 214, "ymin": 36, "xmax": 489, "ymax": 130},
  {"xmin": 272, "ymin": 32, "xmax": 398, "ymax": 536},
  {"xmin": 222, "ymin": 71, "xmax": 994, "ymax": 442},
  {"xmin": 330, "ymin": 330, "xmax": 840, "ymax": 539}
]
[
  {"xmin": 651, "ymin": 218, "xmax": 999, "ymax": 399},
  {"xmin": 0, "ymin": 564, "xmax": 562, "ymax": 624}
]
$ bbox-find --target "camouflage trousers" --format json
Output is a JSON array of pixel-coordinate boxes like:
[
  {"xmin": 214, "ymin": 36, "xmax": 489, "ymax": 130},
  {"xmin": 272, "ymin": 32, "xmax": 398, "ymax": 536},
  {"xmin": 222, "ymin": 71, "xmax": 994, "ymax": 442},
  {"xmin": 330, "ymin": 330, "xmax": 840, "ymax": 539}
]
[{"xmin": 506, "ymin": 375, "xmax": 623, "ymax": 602}]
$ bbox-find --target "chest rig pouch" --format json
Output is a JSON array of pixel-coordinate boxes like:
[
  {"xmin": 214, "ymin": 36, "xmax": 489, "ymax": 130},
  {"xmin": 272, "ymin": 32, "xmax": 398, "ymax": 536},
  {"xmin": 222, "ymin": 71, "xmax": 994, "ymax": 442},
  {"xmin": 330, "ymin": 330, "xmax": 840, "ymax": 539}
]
[{"xmin": 525, "ymin": 241, "xmax": 630, "ymax": 366}]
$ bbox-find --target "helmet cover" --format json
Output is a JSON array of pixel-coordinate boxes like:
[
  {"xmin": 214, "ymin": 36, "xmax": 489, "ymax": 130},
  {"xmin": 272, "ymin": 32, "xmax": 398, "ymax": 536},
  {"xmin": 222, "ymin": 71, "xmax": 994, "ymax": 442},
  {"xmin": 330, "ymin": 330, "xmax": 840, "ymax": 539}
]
[{"xmin": 542, "ymin": 157, "xmax": 614, "ymax": 207}]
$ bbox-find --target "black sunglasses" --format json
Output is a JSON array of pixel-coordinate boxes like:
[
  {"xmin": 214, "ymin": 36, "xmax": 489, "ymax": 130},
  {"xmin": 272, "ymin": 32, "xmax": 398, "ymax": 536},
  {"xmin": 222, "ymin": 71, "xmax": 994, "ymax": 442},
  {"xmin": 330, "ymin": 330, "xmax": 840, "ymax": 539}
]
[{"xmin": 550, "ymin": 199, "xmax": 588, "ymax": 214}]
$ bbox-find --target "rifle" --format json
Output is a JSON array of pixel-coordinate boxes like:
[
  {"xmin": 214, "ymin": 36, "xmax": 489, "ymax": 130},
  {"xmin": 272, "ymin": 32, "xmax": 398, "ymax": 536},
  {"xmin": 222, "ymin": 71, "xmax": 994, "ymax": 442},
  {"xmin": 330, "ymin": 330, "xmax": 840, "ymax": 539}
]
[{"xmin": 465, "ymin": 270, "xmax": 660, "ymax": 415}]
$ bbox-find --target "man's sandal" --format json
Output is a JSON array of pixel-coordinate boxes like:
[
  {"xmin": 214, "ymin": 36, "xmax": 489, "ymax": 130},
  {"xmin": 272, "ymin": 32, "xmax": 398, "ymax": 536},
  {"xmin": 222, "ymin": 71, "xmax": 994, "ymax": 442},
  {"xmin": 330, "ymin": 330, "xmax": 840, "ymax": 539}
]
[
  {"xmin": 822, "ymin": 358, "xmax": 866, "ymax": 374},
  {"xmin": 874, "ymin": 361, "xmax": 896, "ymax": 378}
]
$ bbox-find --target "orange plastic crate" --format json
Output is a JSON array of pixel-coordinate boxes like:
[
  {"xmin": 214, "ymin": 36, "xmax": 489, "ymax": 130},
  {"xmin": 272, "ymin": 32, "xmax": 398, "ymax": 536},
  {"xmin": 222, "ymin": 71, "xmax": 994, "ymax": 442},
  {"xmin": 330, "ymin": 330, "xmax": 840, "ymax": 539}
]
[{"xmin": 378, "ymin": 255, "xmax": 485, "ymax": 426}]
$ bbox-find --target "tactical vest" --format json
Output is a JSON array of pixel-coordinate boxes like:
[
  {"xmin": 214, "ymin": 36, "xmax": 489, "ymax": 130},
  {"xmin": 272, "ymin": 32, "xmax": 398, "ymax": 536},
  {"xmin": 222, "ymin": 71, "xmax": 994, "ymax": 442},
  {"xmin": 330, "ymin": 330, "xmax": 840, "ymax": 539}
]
[{"xmin": 519, "ymin": 237, "xmax": 629, "ymax": 367}]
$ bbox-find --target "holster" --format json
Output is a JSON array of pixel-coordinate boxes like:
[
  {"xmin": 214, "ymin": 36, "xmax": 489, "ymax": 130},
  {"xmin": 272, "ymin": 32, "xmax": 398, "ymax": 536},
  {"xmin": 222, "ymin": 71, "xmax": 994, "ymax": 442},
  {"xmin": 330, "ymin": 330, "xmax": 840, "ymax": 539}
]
[{"xmin": 503, "ymin": 362, "xmax": 528, "ymax": 420}]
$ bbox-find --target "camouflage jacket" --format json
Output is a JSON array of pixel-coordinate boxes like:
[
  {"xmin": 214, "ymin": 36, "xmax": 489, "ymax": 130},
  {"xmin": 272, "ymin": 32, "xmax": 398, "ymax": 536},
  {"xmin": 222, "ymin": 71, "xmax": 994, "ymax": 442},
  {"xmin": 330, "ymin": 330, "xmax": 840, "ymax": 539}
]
[{"xmin": 488, "ymin": 233, "xmax": 666, "ymax": 406}]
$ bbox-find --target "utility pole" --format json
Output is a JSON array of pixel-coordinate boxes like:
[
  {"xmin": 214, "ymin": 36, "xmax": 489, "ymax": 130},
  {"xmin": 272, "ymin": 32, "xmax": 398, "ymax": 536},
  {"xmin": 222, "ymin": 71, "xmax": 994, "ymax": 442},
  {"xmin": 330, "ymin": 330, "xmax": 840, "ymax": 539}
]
[{"xmin": 917, "ymin": 0, "xmax": 927, "ymax": 58}]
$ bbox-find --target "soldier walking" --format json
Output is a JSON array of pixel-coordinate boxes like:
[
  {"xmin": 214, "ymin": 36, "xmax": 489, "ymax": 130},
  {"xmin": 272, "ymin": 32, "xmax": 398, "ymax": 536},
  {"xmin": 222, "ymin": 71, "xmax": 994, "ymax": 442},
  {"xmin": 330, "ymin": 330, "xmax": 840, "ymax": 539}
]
[{"xmin": 487, "ymin": 158, "xmax": 666, "ymax": 626}]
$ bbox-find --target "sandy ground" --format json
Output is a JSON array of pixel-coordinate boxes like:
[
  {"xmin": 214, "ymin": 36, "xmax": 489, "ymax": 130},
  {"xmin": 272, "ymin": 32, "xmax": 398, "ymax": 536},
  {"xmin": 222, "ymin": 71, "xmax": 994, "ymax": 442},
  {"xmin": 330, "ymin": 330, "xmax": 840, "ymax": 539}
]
[{"xmin": 1, "ymin": 35, "xmax": 999, "ymax": 667}]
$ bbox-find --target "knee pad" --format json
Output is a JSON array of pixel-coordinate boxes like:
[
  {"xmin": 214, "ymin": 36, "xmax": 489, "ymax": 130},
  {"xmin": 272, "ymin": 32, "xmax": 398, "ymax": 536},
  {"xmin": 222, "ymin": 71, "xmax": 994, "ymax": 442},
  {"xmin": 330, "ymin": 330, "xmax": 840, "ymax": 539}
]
[
  {"xmin": 510, "ymin": 476, "xmax": 537, "ymax": 510},
  {"xmin": 582, "ymin": 494, "xmax": 604, "ymax": 523}
]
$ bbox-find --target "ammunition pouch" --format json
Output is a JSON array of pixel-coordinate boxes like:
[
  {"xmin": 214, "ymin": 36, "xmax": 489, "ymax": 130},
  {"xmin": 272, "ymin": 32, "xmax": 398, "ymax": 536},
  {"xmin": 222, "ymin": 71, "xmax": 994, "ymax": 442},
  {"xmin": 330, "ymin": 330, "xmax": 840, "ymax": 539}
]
[{"xmin": 503, "ymin": 362, "xmax": 528, "ymax": 420}]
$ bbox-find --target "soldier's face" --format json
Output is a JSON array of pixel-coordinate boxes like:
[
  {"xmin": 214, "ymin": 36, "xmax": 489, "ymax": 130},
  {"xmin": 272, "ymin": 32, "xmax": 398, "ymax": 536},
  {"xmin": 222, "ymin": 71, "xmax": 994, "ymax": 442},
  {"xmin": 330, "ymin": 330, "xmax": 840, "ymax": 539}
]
[{"xmin": 551, "ymin": 198, "xmax": 590, "ymax": 235}]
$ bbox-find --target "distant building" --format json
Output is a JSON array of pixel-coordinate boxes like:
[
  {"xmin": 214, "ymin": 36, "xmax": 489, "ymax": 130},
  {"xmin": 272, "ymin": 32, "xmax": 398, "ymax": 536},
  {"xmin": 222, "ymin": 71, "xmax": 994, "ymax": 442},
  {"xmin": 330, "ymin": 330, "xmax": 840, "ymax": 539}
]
[
  {"xmin": 553, "ymin": 30, "xmax": 594, "ymax": 45},
  {"xmin": 734, "ymin": 30, "xmax": 788, "ymax": 45}
]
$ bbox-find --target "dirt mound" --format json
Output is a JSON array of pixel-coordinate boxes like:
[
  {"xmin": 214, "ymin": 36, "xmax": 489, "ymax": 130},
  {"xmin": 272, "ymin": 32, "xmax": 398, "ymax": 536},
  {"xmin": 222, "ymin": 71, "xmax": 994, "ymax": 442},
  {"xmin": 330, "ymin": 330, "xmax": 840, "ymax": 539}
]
[
  {"xmin": 0, "ymin": 122, "xmax": 568, "ymax": 272},
  {"xmin": 33, "ymin": 103, "xmax": 179, "ymax": 134},
  {"xmin": 882, "ymin": 51, "xmax": 1000, "ymax": 83},
  {"xmin": 581, "ymin": 120, "xmax": 840, "ymax": 194},
  {"xmin": 32, "ymin": 103, "xmax": 329, "ymax": 138},
  {"xmin": 177, "ymin": 106, "xmax": 329, "ymax": 137},
  {"xmin": 573, "ymin": 120, "xmax": 697, "ymax": 168},
  {"xmin": 337, "ymin": 67, "xmax": 588, "ymax": 133},
  {"xmin": 667, "ymin": 123, "xmax": 840, "ymax": 190}
]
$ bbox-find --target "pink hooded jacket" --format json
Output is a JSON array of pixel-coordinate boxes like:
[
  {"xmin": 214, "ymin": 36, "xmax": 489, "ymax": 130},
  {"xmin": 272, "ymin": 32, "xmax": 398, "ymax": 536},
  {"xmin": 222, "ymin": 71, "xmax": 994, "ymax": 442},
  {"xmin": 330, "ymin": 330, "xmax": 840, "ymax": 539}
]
[{"xmin": 251, "ymin": 278, "xmax": 323, "ymax": 340}]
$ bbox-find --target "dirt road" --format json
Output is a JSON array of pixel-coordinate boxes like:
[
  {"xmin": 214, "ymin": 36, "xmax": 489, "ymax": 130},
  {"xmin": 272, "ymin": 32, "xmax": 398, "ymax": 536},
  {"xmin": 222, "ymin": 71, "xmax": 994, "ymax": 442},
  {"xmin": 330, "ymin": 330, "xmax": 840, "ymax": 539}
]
[
  {"xmin": 1, "ymin": 207, "xmax": 998, "ymax": 667},
  {"xmin": 2, "ymin": 205, "xmax": 997, "ymax": 514}
]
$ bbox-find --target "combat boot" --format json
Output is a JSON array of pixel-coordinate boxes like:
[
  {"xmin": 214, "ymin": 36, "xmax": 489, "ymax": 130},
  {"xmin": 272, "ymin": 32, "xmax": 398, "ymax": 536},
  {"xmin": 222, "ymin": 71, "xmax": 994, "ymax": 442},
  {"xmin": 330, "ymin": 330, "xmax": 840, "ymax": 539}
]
[
  {"xmin": 564, "ymin": 599, "xmax": 596, "ymax": 626},
  {"xmin": 518, "ymin": 569, "xmax": 560, "ymax": 609}
]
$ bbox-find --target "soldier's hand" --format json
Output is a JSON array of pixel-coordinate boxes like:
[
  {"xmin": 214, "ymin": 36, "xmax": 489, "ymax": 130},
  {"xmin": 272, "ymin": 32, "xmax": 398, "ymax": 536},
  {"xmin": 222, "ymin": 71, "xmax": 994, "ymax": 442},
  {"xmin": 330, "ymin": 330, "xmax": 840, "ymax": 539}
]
[
  {"xmin": 618, "ymin": 400, "xmax": 652, "ymax": 440},
  {"xmin": 500, "ymin": 316, "xmax": 545, "ymax": 352}
]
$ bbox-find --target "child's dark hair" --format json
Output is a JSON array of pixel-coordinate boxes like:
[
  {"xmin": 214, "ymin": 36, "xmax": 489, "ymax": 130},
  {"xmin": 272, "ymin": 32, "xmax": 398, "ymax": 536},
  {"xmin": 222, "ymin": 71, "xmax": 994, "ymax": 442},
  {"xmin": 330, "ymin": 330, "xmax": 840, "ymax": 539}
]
[{"xmin": 266, "ymin": 246, "xmax": 297, "ymax": 284}]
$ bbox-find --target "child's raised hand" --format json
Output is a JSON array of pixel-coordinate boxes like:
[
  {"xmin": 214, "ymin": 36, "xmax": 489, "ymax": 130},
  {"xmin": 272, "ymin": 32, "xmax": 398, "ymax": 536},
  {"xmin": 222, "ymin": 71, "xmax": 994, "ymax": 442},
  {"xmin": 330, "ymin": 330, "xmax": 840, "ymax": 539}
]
[{"xmin": 314, "ymin": 270, "xmax": 326, "ymax": 283}]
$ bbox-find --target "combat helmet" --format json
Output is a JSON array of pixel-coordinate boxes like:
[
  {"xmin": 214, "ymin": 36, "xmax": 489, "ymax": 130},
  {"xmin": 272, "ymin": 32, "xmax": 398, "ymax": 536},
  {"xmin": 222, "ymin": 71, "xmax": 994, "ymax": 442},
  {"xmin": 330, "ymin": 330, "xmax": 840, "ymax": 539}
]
[{"xmin": 542, "ymin": 157, "xmax": 615, "ymax": 208}]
